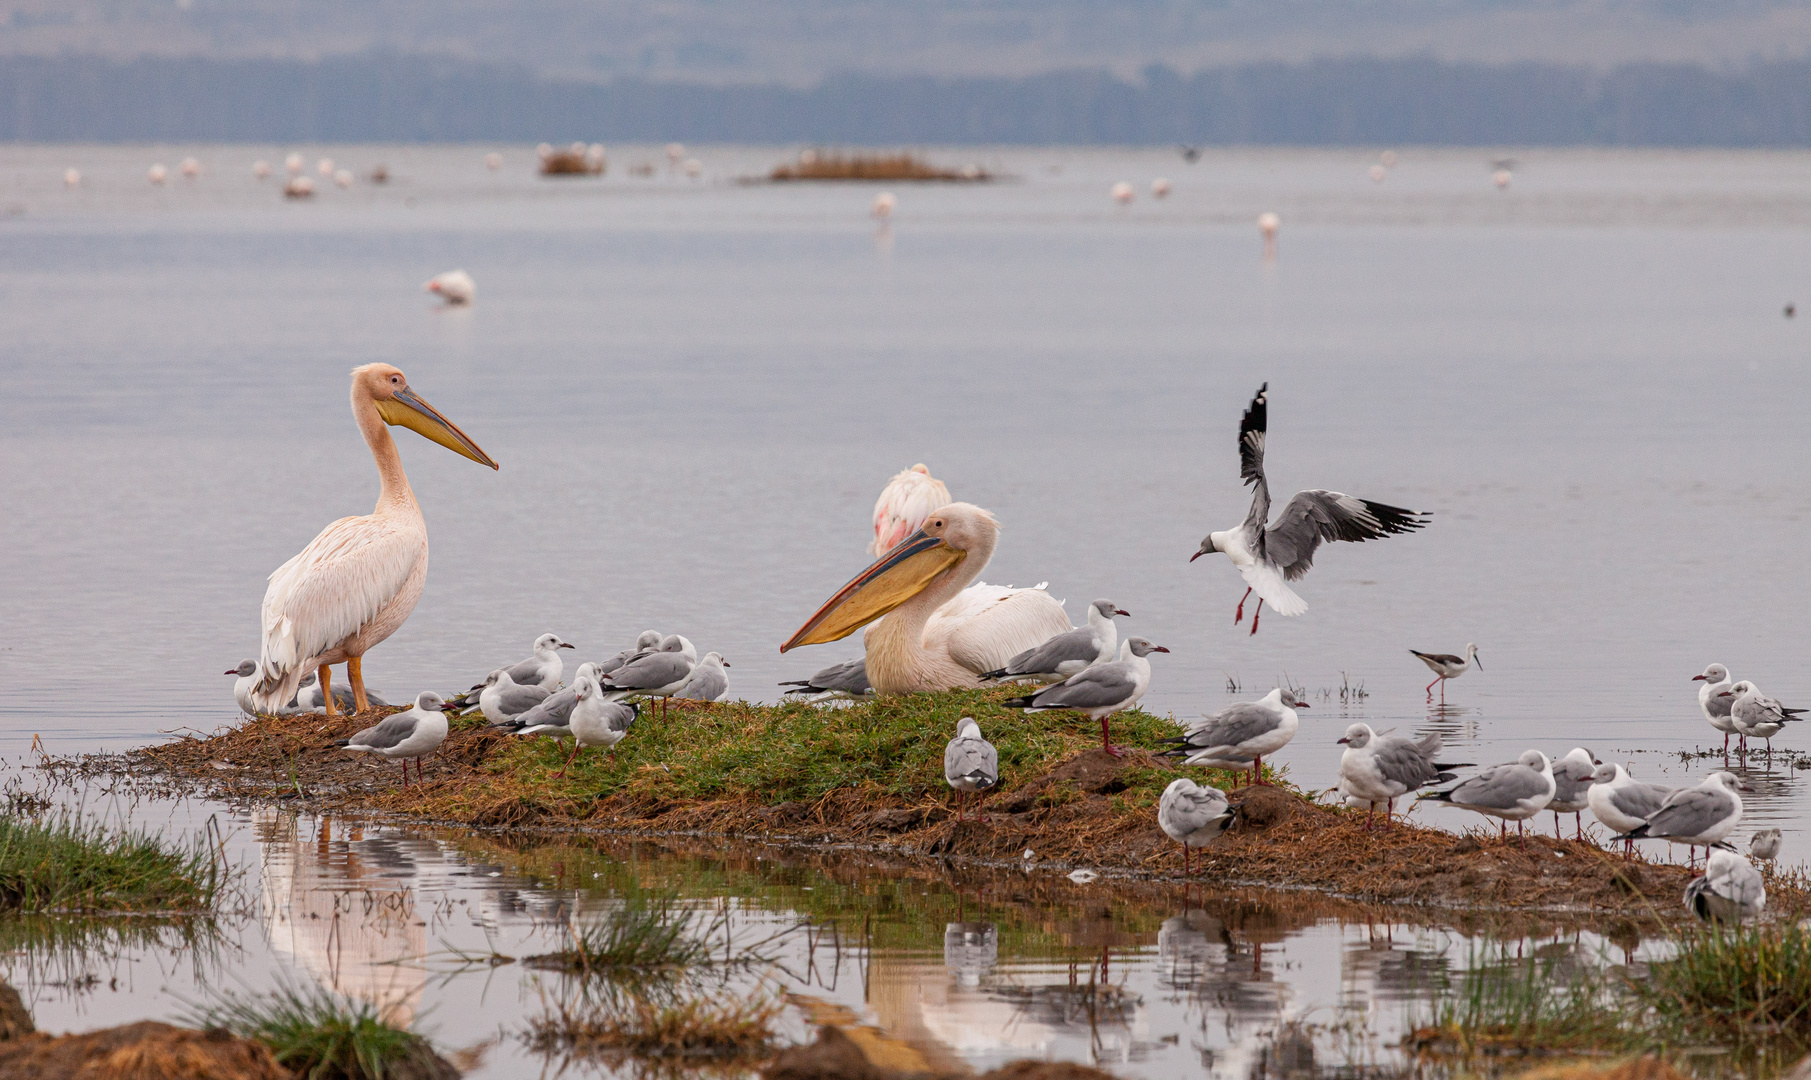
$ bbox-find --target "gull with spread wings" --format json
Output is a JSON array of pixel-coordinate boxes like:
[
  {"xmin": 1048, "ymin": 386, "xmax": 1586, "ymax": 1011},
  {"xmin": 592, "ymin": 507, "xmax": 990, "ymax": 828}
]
[{"xmin": 1193, "ymin": 383, "xmax": 1429, "ymax": 634}]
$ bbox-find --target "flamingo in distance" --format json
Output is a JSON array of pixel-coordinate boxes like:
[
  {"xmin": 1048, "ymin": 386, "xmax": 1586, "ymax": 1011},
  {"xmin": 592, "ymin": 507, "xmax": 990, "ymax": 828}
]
[
  {"xmin": 424, "ymin": 270, "xmax": 476, "ymax": 306},
  {"xmin": 248, "ymin": 364, "xmax": 498, "ymax": 715},
  {"xmin": 1193, "ymin": 384, "xmax": 1428, "ymax": 633},
  {"xmin": 783, "ymin": 503, "xmax": 1071, "ymax": 694}
]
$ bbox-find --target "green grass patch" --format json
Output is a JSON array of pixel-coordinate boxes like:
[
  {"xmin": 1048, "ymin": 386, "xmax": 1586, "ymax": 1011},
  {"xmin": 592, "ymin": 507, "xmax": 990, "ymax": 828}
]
[
  {"xmin": 524, "ymin": 893, "xmax": 725, "ymax": 977},
  {"xmin": 189, "ymin": 981, "xmax": 451, "ymax": 1080},
  {"xmin": 1412, "ymin": 950, "xmax": 1643, "ymax": 1057},
  {"xmin": 1638, "ymin": 923, "xmax": 1811, "ymax": 1046},
  {"xmin": 0, "ymin": 812, "xmax": 223, "ymax": 914}
]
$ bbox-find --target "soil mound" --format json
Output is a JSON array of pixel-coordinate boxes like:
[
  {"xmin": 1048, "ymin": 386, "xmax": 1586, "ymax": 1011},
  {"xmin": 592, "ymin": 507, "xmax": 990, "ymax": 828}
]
[{"xmin": 0, "ymin": 1020, "xmax": 286, "ymax": 1080}]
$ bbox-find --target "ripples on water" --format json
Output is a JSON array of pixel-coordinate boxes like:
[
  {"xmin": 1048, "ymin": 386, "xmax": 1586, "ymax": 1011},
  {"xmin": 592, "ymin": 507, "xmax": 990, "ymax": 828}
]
[{"xmin": 1, "ymin": 143, "xmax": 1808, "ymax": 1074}]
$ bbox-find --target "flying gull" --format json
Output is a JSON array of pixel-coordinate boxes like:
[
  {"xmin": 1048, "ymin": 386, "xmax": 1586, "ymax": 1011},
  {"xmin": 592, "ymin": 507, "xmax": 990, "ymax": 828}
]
[
  {"xmin": 1192, "ymin": 383, "xmax": 1428, "ymax": 634},
  {"xmin": 1158, "ymin": 778, "xmax": 1238, "ymax": 875},
  {"xmin": 944, "ymin": 717, "xmax": 999, "ymax": 821},
  {"xmin": 982, "ymin": 599, "xmax": 1129, "ymax": 684},
  {"xmin": 1000, "ymin": 637, "xmax": 1169, "ymax": 757},
  {"xmin": 335, "ymin": 691, "xmax": 449, "ymax": 787},
  {"xmin": 1419, "ymin": 750, "xmax": 1555, "ymax": 845},
  {"xmin": 1160, "ymin": 687, "xmax": 1308, "ymax": 786},
  {"xmin": 1335, "ymin": 722, "xmax": 1469, "ymax": 827}
]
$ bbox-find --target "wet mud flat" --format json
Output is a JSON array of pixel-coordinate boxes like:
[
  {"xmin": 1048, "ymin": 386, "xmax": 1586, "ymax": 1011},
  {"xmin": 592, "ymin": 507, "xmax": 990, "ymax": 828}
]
[{"xmin": 70, "ymin": 693, "xmax": 1811, "ymax": 927}]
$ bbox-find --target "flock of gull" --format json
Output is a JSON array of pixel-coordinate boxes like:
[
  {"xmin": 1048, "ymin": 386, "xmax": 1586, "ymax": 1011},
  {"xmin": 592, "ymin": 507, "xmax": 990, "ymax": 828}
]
[{"xmin": 224, "ymin": 368, "xmax": 1791, "ymax": 924}]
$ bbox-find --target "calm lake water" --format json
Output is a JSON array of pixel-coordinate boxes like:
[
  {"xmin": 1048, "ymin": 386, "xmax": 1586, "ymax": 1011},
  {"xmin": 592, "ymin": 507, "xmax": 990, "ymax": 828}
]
[{"xmin": 1, "ymin": 142, "xmax": 1808, "ymax": 1074}]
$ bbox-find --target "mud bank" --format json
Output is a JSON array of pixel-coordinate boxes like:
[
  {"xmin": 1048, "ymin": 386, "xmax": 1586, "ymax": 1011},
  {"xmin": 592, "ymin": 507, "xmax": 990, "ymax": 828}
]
[{"xmin": 76, "ymin": 694, "xmax": 1811, "ymax": 924}]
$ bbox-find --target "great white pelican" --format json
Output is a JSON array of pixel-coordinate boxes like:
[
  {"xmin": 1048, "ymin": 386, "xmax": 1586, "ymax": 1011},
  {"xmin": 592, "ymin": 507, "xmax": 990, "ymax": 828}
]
[
  {"xmin": 249, "ymin": 363, "xmax": 497, "ymax": 715},
  {"xmin": 783, "ymin": 503, "xmax": 1071, "ymax": 694}
]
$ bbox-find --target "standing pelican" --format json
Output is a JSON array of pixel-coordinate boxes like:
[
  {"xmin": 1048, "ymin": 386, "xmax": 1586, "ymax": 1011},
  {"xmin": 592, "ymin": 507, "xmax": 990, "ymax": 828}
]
[
  {"xmin": 871, "ymin": 464, "xmax": 951, "ymax": 556},
  {"xmin": 783, "ymin": 503, "xmax": 1071, "ymax": 694},
  {"xmin": 249, "ymin": 364, "xmax": 497, "ymax": 714}
]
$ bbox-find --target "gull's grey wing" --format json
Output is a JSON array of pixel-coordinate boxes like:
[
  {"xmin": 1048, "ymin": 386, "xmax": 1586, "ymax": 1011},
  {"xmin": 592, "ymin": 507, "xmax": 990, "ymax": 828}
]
[
  {"xmin": 489, "ymin": 682, "xmax": 551, "ymax": 719},
  {"xmin": 1371, "ymin": 737, "xmax": 1446, "ymax": 789},
  {"xmin": 1185, "ymin": 702, "xmax": 1280, "ymax": 752},
  {"xmin": 1028, "ymin": 663, "xmax": 1136, "ymax": 710},
  {"xmin": 1450, "ymin": 763, "xmax": 1546, "ymax": 810},
  {"xmin": 510, "ymin": 686, "xmax": 578, "ymax": 730},
  {"xmin": 781, "ymin": 658, "xmax": 871, "ymax": 695},
  {"xmin": 348, "ymin": 712, "xmax": 418, "ymax": 750},
  {"xmin": 596, "ymin": 649, "xmax": 637, "ymax": 677},
  {"xmin": 1001, "ymin": 627, "xmax": 1097, "ymax": 676},
  {"xmin": 1705, "ymin": 692, "xmax": 1733, "ymax": 720},
  {"xmin": 603, "ymin": 701, "xmax": 638, "ymax": 735},
  {"xmin": 1239, "ymin": 384, "xmax": 1271, "ymax": 541},
  {"xmin": 503, "ymin": 656, "xmax": 543, "ymax": 685},
  {"xmin": 1645, "ymin": 788, "xmax": 1733, "ymax": 838},
  {"xmin": 1265, "ymin": 490, "xmax": 1429, "ymax": 581},
  {"xmin": 944, "ymin": 738, "xmax": 998, "ymax": 786},
  {"xmin": 676, "ymin": 664, "xmax": 727, "ymax": 701},
  {"xmin": 1611, "ymin": 781, "xmax": 1673, "ymax": 820},
  {"xmin": 602, "ymin": 652, "xmax": 692, "ymax": 692}
]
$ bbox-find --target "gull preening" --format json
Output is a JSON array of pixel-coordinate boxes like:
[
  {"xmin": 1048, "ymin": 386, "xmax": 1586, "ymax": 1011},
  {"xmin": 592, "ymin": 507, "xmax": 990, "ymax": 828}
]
[
  {"xmin": 1693, "ymin": 664, "xmax": 1739, "ymax": 752},
  {"xmin": 675, "ymin": 652, "xmax": 731, "ymax": 702},
  {"xmin": 335, "ymin": 691, "xmax": 448, "ymax": 787},
  {"xmin": 1410, "ymin": 644, "xmax": 1480, "ymax": 700},
  {"xmin": 1724, "ymin": 680, "xmax": 1806, "ymax": 755},
  {"xmin": 247, "ymin": 364, "xmax": 497, "ymax": 715},
  {"xmin": 425, "ymin": 270, "xmax": 476, "ymax": 306},
  {"xmin": 779, "ymin": 657, "xmax": 871, "ymax": 701},
  {"xmin": 1335, "ymin": 723, "xmax": 1468, "ymax": 827},
  {"xmin": 1547, "ymin": 746, "xmax": 1601, "ymax": 839},
  {"xmin": 1162, "ymin": 688, "xmax": 1308, "ymax": 785},
  {"xmin": 783, "ymin": 503, "xmax": 1072, "ymax": 694},
  {"xmin": 983, "ymin": 599, "xmax": 1128, "ymax": 684},
  {"xmin": 1419, "ymin": 750, "xmax": 1555, "ymax": 845},
  {"xmin": 1001, "ymin": 638, "xmax": 1168, "ymax": 756},
  {"xmin": 943, "ymin": 717, "xmax": 998, "ymax": 821},
  {"xmin": 1585, "ymin": 763, "xmax": 1673, "ymax": 856},
  {"xmin": 1158, "ymin": 779, "xmax": 1238, "ymax": 874},
  {"xmin": 1193, "ymin": 384, "xmax": 1428, "ymax": 634},
  {"xmin": 1616, "ymin": 771, "xmax": 1748, "ymax": 866},
  {"xmin": 596, "ymin": 630, "xmax": 664, "ymax": 678},
  {"xmin": 1685, "ymin": 850, "xmax": 1766, "ymax": 922}
]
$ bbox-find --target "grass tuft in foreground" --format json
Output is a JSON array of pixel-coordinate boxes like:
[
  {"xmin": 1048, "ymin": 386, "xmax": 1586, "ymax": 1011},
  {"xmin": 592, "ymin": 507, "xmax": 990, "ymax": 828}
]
[
  {"xmin": 189, "ymin": 981, "xmax": 453, "ymax": 1080},
  {"xmin": 525, "ymin": 988, "xmax": 781, "ymax": 1061},
  {"xmin": 525, "ymin": 894, "xmax": 729, "ymax": 978},
  {"xmin": 0, "ymin": 812, "xmax": 222, "ymax": 914},
  {"xmin": 1408, "ymin": 951, "xmax": 1642, "ymax": 1058},
  {"xmin": 1637, "ymin": 922, "xmax": 1811, "ymax": 1045}
]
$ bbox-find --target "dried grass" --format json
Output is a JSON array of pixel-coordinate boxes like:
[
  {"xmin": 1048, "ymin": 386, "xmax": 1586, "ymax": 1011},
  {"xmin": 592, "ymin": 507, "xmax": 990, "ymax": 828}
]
[
  {"xmin": 525, "ymin": 988, "xmax": 781, "ymax": 1060},
  {"xmin": 768, "ymin": 152, "xmax": 986, "ymax": 181}
]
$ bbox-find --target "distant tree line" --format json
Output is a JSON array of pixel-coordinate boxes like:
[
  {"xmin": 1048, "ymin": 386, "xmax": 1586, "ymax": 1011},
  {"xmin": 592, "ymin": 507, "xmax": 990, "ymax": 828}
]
[{"xmin": 1, "ymin": 52, "xmax": 1807, "ymax": 145}]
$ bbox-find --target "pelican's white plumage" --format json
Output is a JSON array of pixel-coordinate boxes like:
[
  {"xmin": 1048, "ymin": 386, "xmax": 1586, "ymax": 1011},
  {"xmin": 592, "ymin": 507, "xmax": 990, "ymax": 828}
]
[
  {"xmin": 249, "ymin": 364, "xmax": 497, "ymax": 713},
  {"xmin": 871, "ymin": 463, "xmax": 951, "ymax": 556}
]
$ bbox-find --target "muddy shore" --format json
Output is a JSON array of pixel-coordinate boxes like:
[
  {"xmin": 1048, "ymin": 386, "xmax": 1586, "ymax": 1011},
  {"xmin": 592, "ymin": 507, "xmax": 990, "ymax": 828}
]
[{"xmin": 66, "ymin": 697, "xmax": 1811, "ymax": 927}]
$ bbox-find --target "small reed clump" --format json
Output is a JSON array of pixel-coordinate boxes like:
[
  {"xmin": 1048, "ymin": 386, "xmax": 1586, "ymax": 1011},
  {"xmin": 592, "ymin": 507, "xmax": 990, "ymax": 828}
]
[
  {"xmin": 526, "ymin": 989, "xmax": 781, "ymax": 1060},
  {"xmin": 0, "ymin": 812, "xmax": 222, "ymax": 914},
  {"xmin": 525, "ymin": 894, "xmax": 723, "ymax": 976},
  {"xmin": 1637, "ymin": 923, "xmax": 1811, "ymax": 1044},
  {"xmin": 769, "ymin": 151, "xmax": 986, "ymax": 181},
  {"xmin": 1408, "ymin": 954, "xmax": 1638, "ymax": 1058},
  {"xmin": 189, "ymin": 981, "xmax": 455, "ymax": 1080}
]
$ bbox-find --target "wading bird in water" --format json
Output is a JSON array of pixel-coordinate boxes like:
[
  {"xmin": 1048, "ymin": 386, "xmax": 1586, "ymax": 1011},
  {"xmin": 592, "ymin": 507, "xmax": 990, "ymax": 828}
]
[
  {"xmin": 249, "ymin": 364, "xmax": 497, "ymax": 715},
  {"xmin": 783, "ymin": 503, "xmax": 1071, "ymax": 694},
  {"xmin": 1193, "ymin": 383, "xmax": 1428, "ymax": 634}
]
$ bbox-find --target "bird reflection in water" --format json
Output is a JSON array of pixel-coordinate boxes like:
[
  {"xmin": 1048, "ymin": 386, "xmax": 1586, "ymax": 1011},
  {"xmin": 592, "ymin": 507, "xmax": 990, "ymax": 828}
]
[{"xmin": 944, "ymin": 922, "xmax": 997, "ymax": 987}]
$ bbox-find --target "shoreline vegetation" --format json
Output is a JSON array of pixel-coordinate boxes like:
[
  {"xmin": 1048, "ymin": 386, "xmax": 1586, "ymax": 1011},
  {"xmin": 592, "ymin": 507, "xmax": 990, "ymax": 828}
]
[
  {"xmin": 73, "ymin": 689, "xmax": 1811, "ymax": 923},
  {"xmin": 766, "ymin": 151, "xmax": 990, "ymax": 181},
  {"xmin": 0, "ymin": 811, "xmax": 225, "ymax": 915}
]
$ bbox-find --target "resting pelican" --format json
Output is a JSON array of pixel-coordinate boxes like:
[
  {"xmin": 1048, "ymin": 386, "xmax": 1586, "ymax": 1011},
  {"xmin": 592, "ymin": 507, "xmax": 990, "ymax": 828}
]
[
  {"xmin": 249, "ymin": 364, "xmax": 497, "ymax": 715},
  {"xmin": 783, "ymin": 503, "xmax": 1071, "ymax": 694}
]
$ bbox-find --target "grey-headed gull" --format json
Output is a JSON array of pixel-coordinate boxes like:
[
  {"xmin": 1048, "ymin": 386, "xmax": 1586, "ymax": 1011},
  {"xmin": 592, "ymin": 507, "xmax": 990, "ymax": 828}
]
[
  {"xmin": 1192, "ymin": 383, "xmax": 1429, "ymax": 634},
  {"xmin": 599, "ymin": 634, "xmax": 697, "ymax": 716},
  {"xmin": 674, "ymin": 652, "xmax": 731, "ymax": 702},
  {"xmin": 944, "ymin": 717, "xmax": 999, "ymax": 821},
  {"xmin": 453, "ymin": 634, "xmax": 574, "ymax": 707},
  {"xmin": 1001, "ymin": 638, "xmax": 1168, "ymax": 756},
  {"xmin": 228, "ymin": 660, "xmax": 261, "ymax": 716},
  {"xmin": 1586, "ymin": 763, "xmax": 1673, "ymax": 856},
  {"xmin": 597, "ymin": 630, "xmax": 663, "ymax": 678},
  {"xmin": 336, "ymin": 691, "xmax": 448, "ymax": 787},
  {"xmin": 544, "ymin": 673, "xmax": 638, "ymax": 777},
  {"xmin": 293, "ymin": 670, "xmax": 386, "ymax": 714},
  {"xmin": 1685, "ymin": 850, "xmax": 1766, "ymax": 922},
  {"xmin": 982, "ymin": 599, "xmax": 1129, "ymax": 684},
  {"xmin": 1723, "ymin": 681, "xmax": 1806, "ymax": 756},
  {"xmin": 1161, "ymin": 688, "xmax": 1308, "ymax": 786},
  {"xmin": 1547, "ymin": 746, "xmax": 1602, "ymax": 839},
  {"xmin": 1335, "ymin": 722, "xmax": 1469, "ymax": 827},
  {"xmin": 1616, "ymin": 771, "xmax": 1749, "ymax": 866},
  {"xmin": 1158, "ymin": 778, "xmax": 1238, "ymax": 875},
  {"xmin": 1693, "ymin": 664, "xmax": 1739, "ymax": 752},
  {"xmin": 470, "ymin": 669, "xmax": 552, "ymax": 725},
  {"xmin": 1410, "ymin": 645, "xmax": 1480, "ymax": 701},
  {"xmin": 1419, "ymin": 750, "xmax": 1555, "ymax": 846},
  {"xmin": 779, "ymin": 657, "xmax": 872, "ymax": 701},
  {"xmin": 501, "ymin": 663, "xmax": 602, "ymax": 737}
]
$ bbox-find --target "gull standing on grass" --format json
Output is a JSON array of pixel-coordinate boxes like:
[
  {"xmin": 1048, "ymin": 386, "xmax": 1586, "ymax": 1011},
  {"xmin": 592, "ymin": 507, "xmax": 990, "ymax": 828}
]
[
  {"xmin": 507, "ymin": 633, "xmax": 576, "ymax": 691},
  {"xmin": 336, "ymin": 692, "xmax": 449, "ymax": 788},
  {"xmin": 1000, "ymin": 638, "xmax": 1169, "ymax": 757},
  {"xmin": 944, "ymin": 718, "xmax": 999, "ymax": 821},
  {"xmin": 1191, "ymin": 383, "xmax": 1429, "ymax": 635},
  {"xmin": 468, "ymin": 669, "xmax": 552, "ymax": 725},
  {"xmin": 1585, "ymin": 763, "xmax": 1674, "ymax": 856},
  {"xmin": 1547, "ymin": 747, "xmax": 1601, "ymax": 840},
  {"xmin": 1693, "ymin": 664, "xmax": 1739, "ymax": 752},
  {"xmin": 1685, "ymin": 850, "xmax": 1766, "ymax": 922},
  {"xmin": 1409, "ymin": 645, "xmax": 1480, "ymax": 701},
  {"xmin": 982, "ymin": 599, "xmax": 1130, "ymax": 684},
  {"xmin": 1616, "ymin": 771, "xmax": 1749, "ymax": 867},
  {"xmin": 1419, "ymin": 750, "xmax": 1555, "ymax": 846},
  {"xmin": 1724, "ymin": 681, "xmax": 1807, "ymax": 757},
  {"xmin": 779, "ymin": 657, "xmax": 872, "ymax": 701},
  {"xmin": 1335, "ymin": 723, "xmax": 1470, "ymax": 827},
  {"xmin": 1158, "ymin": 779, "xmax": 1239, "ymax": 875},
  {"xmin": 545, "ymin": 674, "xmax": 639, "ymax": 777},
  {"xmin": 499, "ymin": 663, "xmax": 602, "ymax": 736},
  {"xmin": 1160, "ymin": 688, "xmax": 1308, "ymax": 786},
  {"xmin": 599, "ymin": 635, "xmax": 697, "ymax": 716},
  {"xmin": 675, "ymin": 652, "xmax": 731, "ymax": 701}
]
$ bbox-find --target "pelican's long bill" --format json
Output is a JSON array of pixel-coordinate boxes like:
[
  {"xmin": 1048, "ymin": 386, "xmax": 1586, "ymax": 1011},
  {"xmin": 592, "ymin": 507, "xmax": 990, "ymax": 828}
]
[
  {"xmin": 376, "ymin": 386, "xmax": 500, "ymax": 469},
  {"xmin": 781, "ymin": 530, "xmax": 965, "ymax": 652}
]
